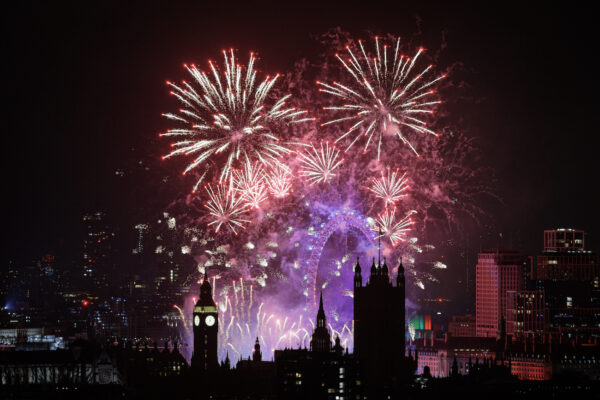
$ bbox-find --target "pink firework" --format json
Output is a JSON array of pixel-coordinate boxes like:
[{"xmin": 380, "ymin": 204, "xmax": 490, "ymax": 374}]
[
  {"xmin": 264, "ymin": 164, "xmax": 292, "ymax": 198},
  {"xmin": 232, "ymin": 159, "xmax": 268, "ymax": 209},
  {"xmin": 369, "ymin": 168, "xmax": 408, "ymax": 207},
  {"xmin": 318, "ymin": 37, "xmax": 444, "ymax": 158},
  {"xmin": 205, "ymin": 184, "xmax": 249, "ymax": 234},
  {"xmin": 161, "ymin": 50, "xmax": 313, "ymax": 191},
  {"xmin": 374, "ymin": 208, "xmax": 415, "ymax": 246},
  {"xmin": 298, "ymin": 142, "xmax": 343, "ymax": 185}
]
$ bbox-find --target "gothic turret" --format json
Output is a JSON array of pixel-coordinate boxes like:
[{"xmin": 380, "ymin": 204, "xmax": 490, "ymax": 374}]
[
  {"xmin": 381, "ymin": 257, "xmax": 389, "ymax": 279},
  {"xmin": 369, "ymin": 258, "xmax": 377, "ymax": 281},
  {"xmin": 253, "ymin": 337, "xmax": 262, "ymax": 362},
  {"xmin": 333, "ymin": 335, "xmax": 343, "ymax": 355},
  {"xmin": 354, "ymin": 257, "xmax": 363, "ymax": 288},
  {"xmin": 396, "ymin": 257, "xmax": 405, "ymax": 288}
]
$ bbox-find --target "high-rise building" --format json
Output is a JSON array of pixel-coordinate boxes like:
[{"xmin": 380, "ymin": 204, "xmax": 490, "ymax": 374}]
[
  {"xmin": 475, "ymin": 249, "xmax": 529, "ymax": 337},
  {"xmin": 191, "ymin": 271, "xmax": 218, "ymax": 372},
  {"xmin": 535, "ymin": 229, "xmax": 600, "ymax": 339},
  {"xmin": 353, "ymin": 256, "xmax": 410, "ymax": 389},
  {"xmin": 82, "ymin": 212, "xmax": 116, "ymax": 295},
  {"xmin": 133, "ymin": 223, "xmax": 148, "ymax": 255},
  {"xmin": 505, "ymin": 290, "xmax": 547, "ymax": 338},
  {"xmin": 543, "ymin": 229, "xmax": 585, "ymax": 252},
  {"xmin": 537, "ymin": 229, "xmax": 598, "ymax": 281}
]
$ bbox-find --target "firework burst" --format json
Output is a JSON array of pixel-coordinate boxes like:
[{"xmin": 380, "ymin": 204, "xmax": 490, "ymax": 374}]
[
  {"xmin": 318, "ymin": 37, "xmax": 445, "ymax": 158},
  {"xmin": 264, "ymin": 164, "xmax": 293, "ymax": 198},
  {"xmin": 369, "ymin": 168, "xmax": 408, "ymax": 207},
  {"xmin": 232, "ymin": 159, "xmax": 268, "ymax": 209},
  {"xmin": 161, "ymin": 50, "xmax": 313, "ymax": 190},
  {"xmin": 298, "ymin": 142, "xmax": 343, "ymax": 185},
  {"xmin": 205, "ymin": 184, "xmax": 249, "ymax": 234},
  {"xmin": 375, "ymin": 208, "xmax": 415, "ymax": 246}
]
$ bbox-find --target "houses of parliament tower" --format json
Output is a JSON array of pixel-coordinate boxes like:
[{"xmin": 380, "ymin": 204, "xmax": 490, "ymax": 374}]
[{"xmin": 354, "ymin": 255, "xmax": 413, "ymax": 390}]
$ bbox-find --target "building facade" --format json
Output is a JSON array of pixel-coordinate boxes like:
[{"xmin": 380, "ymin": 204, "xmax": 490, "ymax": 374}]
[
  {"xmin": 505, "ymin": 290, "xmax": 547, "ymax": 338},
  {"xmin": 476, "ymin": 249, "xmax": 528, "ymax": 337}
]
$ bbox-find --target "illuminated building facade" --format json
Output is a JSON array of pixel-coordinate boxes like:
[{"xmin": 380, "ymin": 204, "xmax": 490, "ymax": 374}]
[
  {"xmin": 505, "ymin": 290, "xmax": 547, "ymax": 338},
  {"xmin": 543, "ymin": 229, "xmax": 585, "ymax": 251},
  {"xmin": 534, "ymin": 229, "xmax": 600, "ymax": 339},
  {"xmin": 476, "ymin": 249, "xmax": 529, "ymax": 337},
  {"xmin": 82, "ymin": 212, "xmax": 116, "ymax": 295},
  {"xmin": 448, "ymin": 314, "xmax": 476, "ymax": 337},
  {"xmin": 537, "ymin": 229, "xmax": 598, "ymax": 281}
]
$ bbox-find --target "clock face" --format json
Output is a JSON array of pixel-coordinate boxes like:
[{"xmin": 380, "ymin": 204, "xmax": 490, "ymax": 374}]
[
  {"xmin": 205, "ymin": 315, "xmax": 216, "ymax": 327},
  {"xmin": 194, "ymin": 315, "xmax": 200, "ymax": 326}
]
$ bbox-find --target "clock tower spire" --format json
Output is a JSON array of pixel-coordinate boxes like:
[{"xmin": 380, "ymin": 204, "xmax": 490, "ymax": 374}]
[{"xmin": 191, "ymin": 269, "xmax": 218, "ymax": 372}]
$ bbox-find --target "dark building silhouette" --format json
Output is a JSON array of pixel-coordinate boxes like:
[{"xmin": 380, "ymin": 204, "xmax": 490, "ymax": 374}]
[
  {"xmin": 236, "ymin": 338, "xmax": 277, "ymax": 399},
  {"xmin": 353, "ymin": 255, "xmax": 415, "ymax": 392},
  {"xmin": 275, "ymin": 295, "xmax": 361, "ymax": 400},
  {"xmin": 191, "ymin": 270, "xmax": 218, "ymax": 372},
  {"xmin": 311, "ymin": 292, "xmax": 332, "ymax": 352}
]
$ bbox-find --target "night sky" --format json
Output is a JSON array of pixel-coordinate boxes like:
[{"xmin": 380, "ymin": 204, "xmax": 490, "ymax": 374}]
[{"xmin": 4, "ymin": 1, "xmax": 600, "ymax": 266}]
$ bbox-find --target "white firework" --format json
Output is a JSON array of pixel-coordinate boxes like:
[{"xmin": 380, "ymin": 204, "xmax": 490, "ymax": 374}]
[
  {"xmin": 205, "ymin": 184, "xmax": 249, "ymax": 234},
  {"xmin": 319, "ymin": 37, "xmax": 445, "ymax": 158},
  {"xmin": 264, "ymin": 164, "xmax": 293, "ymax": 198},
  {"xmin": 374, "ymin": 208, "xmax": 415, "ymax": 246},
  {"xmin": 232, "ymin": 159, "xmax": 268, "ymax": 209},
  {"xmin": 369, "ymin": 168, "xmax": 408, "ymax": 207},
  {"xmin": 298, "ymin": 142, "xmax": 343, "ymax": 185},
  {"xmin": 161, "ymin": 50, "xmax": 313, "ymax": 190}
]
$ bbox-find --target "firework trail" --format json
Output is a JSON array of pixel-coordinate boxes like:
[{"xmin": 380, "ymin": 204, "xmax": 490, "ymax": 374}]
[
  {"xmin": 161, "ymin": 50, "xmax": 313, "ymax": 191},
  {"xmin": 318, "ymin": 37, "xmax": 444, "ymax": 158},
  {"xmin": 178, "ymin": 277, "xmax": 352, "ymax": 361},
  {"xmin": 298, "ymin": 142, "xmax": 343, "ymax": 185},
  {"xmin": 369, "ymin": 168, "xmax": 408, "ymax": 207},
  {"xmin": 205, "ymin": 184, "xmax": 249, "ymax": 234}
]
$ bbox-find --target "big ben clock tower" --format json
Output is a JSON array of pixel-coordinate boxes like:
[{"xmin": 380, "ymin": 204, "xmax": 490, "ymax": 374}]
[{"xmin": 191, "ymin": 270, "xmax": 218, "ymax": 372}]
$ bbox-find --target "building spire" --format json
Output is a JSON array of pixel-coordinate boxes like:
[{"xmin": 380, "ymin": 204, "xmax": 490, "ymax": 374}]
[
  {"xmin": 319, "ymin": 291, "xmax": 324, "ymax": 313},
  {"xmin": 378, "ymin": 227, "xmax": 382, "ymax": 267},
  {"xmin": 311, "ymin": 291, "xmax": 331, "ymax": 352}
]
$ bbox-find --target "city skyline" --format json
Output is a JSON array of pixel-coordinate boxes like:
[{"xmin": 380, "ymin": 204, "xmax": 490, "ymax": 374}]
[{"xmin": 2, "ymin": 1, "xmax": 600, "ymax": 398}]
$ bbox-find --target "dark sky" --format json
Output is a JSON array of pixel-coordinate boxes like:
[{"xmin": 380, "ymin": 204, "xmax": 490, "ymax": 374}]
[{"xmin": 4, "ymin": 1, "xmax": 600, "ymax": 265}]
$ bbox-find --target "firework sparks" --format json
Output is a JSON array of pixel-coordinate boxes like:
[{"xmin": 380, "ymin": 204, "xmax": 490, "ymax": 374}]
[
  {"xmin": 298, "ymin": 142, "xmax": 343, "ymax": 185},
  {"xmin": 369, "ymin": 168, "xmax": 408, "ymax": 207},
  {"xmin": 161, "ymin": 50, "xmax": 312, "ymax": 190},
  {"xmin": 375, "ymin": 208, "xmax": 415, "ymax": 246},
  {"xmin": 318, "ymin": 37, "xmax": 444, "ymax": 158},
  {"xmin": 264, "ymin": 164, "xmax": 293, "ymax": 198},
  {"xmin": 205, "ymin": 184, "xmax": 249, "ymax": 234},
  {"xmin": 232, "ymin": 159, "xmax": 268, "ymax": 209}
]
